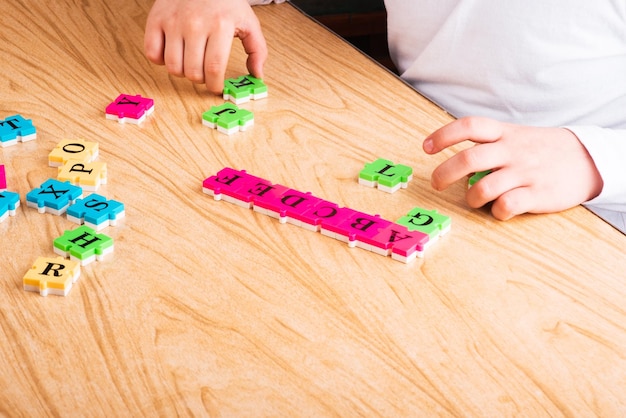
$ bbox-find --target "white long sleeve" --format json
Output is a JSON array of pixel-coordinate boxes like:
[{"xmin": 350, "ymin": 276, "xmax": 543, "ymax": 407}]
[{"xmin": 385, "ymin": 0, "xmax": 626, "ymax": 207}]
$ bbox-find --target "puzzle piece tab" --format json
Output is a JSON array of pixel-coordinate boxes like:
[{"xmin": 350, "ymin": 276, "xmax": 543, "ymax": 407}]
[
  {"xmin": 105, "ymin": 94, "xmax": 154, "ymax": 124},
  {"xmin": 396, "ymin": 207, "xmax": 451, "ymax": 244},
  {"xmin": 202, "ymin": 103, "xmax": 254, "ymax": 135},
  {"xmin": 26, "ymin": 179, "xmax": 83, "ymax": 215},
  {"xmin": 359, "ymin": 158, "xmax": 413, "ymax": 193},
  {"xmin": 48, "ymin": 139, "xmax": 99, "ymax": 167},
  {"xmin": 53, "ymin": 225, "xmax": 114, "ymax": 266},
  {"xmin": 57, "ymin": 160, "xmax": 107, "ymax": 191},
  {"xmin": 66, "ymin": 193, "xmax": 125, "ymax": 231},
  {"xmin": 0, "ymin": 190, "xmax": 20, "ymax": 223},
  {"xmin": 202, "ymin": 167, "xmax": 268, "ymax": 208},
  {"xmin": 380, "ymin": 224, "xmax": 430, "ymax": 263},
  {"xmin": 223, "ymin": 74, "xmax": 268, "ymax": 104},
  {"xmin": 0, "ymin": 114, "xmax": 36, "ymax": 147},
  {"xmin": 23, "ymin": 256, "xmax": 81, "ymax": 297}
]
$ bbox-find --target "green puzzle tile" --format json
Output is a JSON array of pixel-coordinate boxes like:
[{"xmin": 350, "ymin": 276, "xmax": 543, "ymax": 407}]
[
  {"xmin": 53, "ymin": 225, "xmax": 114, "ymax": 266},
  {"xmin": 358, "ymin": 158, "xmax": 413, "ymax": 193},
  {"xmin": 202, "ymin": 102, "xmax": 254, "ymax": 135},
  {"xmin": 396, "ymin": 207, "xmax": 451, "ymax": 240},
  {"xmin": 468, "ymin": 170, "xmax": 492, "ymax": 188},
  {"xmin": 223, "ymin": 74, "xmax": 268, "ymax": 104}
]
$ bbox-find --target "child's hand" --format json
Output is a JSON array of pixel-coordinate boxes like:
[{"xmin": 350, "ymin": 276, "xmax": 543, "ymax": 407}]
[
  {"xmin": 144, "ymin": 0, "xmax": 267, "ymax": 94},
  {"xmin": 423, "ymin": 117, "xmax": 603, "ymax": 220}
]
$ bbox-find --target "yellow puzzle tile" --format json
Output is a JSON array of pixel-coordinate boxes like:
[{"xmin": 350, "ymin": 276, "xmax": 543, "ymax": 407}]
[
  {"xmin": 23, "ymin": 256, "xmax": 81, "ymax": 296},
  {"xmin": 48, "ymin": 138, "xmax": 99, "ymax": 167},
  {"xmin": 58, "ymin": 160, "xmax": 107, "ymax": 191}
]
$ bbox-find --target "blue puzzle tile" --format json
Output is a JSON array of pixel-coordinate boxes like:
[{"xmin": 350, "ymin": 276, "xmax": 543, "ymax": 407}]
[
  {"xmin": 26, "ymin": 179, "xmax": 83, "ymax": 215},
  {"xmin": 0, "ymin": 190, "xmax": 20, "ymax": 223},
  {"xmin": 66, "ymin": 193, "xmax": 125, "ymax": 231},
  {"xmin": 0, "ymin": 114, "xmax": 36, "ymax": 147}
]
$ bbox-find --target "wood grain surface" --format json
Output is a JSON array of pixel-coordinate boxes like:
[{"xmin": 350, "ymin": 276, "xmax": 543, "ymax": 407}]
[{"xmin": 1, "ymin": 1, "xmax": 626, "ymax": 416}]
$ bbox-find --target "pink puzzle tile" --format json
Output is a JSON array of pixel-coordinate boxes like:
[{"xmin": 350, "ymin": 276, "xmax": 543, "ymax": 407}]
[{"xmin": 105, "ymin": 94, "xmax": 154, "ymax": 124}]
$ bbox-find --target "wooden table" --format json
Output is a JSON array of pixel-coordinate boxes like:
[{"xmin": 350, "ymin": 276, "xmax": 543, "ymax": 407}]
[{"xmin": 2, "ymin": 1, "xmax": 626, "ymax": 416}]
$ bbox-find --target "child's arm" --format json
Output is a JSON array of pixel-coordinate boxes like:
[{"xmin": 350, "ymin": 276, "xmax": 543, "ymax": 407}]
[
  {"xmin": 422, "ymin": 116, "xmax": 604, "ymax": 220},
  {"xmin": 144, "ymin": 0, "xmax": 281, "ymax": 93}
]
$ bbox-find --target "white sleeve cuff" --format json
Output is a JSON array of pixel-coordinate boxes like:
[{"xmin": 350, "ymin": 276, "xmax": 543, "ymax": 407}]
[{"xmin": 565, "ymin": 125, "xmax": 626, "ymax": 210}]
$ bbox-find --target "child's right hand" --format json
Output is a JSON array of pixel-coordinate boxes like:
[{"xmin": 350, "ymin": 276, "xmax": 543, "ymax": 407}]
[{"xmin": 144, "ymin": 0, "xmax": 267, "ymax": 94}]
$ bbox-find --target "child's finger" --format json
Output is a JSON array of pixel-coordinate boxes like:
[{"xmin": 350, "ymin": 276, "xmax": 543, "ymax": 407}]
[
  {"xmin": 423, "ymin": 116, "xmax": 508, "ymax": 154},
  {"xmin": 204, "ymin": 28, "xmax": 235, "ymax": 94}
]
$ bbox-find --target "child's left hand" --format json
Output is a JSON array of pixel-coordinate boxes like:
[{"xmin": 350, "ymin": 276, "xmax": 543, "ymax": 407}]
[{"xmin": 423, "ymin": 116, "xmax": 603, "ymax": 220}]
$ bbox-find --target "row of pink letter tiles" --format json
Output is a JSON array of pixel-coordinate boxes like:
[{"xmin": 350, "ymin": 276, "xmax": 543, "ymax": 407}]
[{"xmin": 202, "ymin": 167, "xmax": 432, "ymax": 263}]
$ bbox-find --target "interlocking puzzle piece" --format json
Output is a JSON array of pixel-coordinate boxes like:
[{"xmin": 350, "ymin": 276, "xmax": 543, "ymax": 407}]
[
  {"xmin": 396, "ymin": 207, "xmax": 451, "ymax": 244},
  {"xmin": 26, "ymin": 179, "xmax": 83, "ymax": 215},
  {"xmin": 58, "ymin": 160, "xmax": 107, "ymax": 191},
  {"xmin": 250, "ymin": 183, "xmax": 291, "ymax": 222},
  {"xmin": 0, "ymin": 190, "xmax": 20, "ymax": 223},
  {"xmin": 223, "ymin": 74, "xmax": 268, "ymax": 104},
  {"xmin": 23, "ymin": 256, "xmax": 81, "ymax": 297},
  {"xmin": 0, "ymin": 164, "xmax": 6, "ymax": 191},
  {"xmin": 105, "ymin": 94, "xmax": 154, "ymax": 124},
  {"xmin": 332, "ymin": 212, "xmax": 395, "ymax": 254},
  {"xmin": 53, "ymin": 225, "xmax": 114, "ymax": 266},
  {"xmin": 202, "ymin": 168, "xmax": 268, "ymax": 208},
  {"xmin": 375, "ymin": 224, "xmax": 430, "ymax": 263},
  {"xmin": 0, "ymin": 114, "xmax": 36, "ymax": 147},
  {"xmin": 319, "ymin": 207, "xmax": 361, "ymax": 243},
  {"xmin": 358, "ymin": 158, "xmax": 413, "ymax": 193},
  {"xmin": 468, "ymin": 170, "xmax": 492, "ymax": 188},
  {"xmin": 267, "ymin": 189, "xmax": 323, "ymax": 229},
  {"xmin": 48, "ymin": 139, "xmax": 99, "ymax": 167},
  {"xmin": 202, "ymin": 103, "xmax": 254, "ymax": 135},
  {"xmin": 66, "ymin": 193, "xmax": 125, "ymax": 231},
  {"xmin": 293, "ymin": 198, "xmax": 340, "ymax": 232}
]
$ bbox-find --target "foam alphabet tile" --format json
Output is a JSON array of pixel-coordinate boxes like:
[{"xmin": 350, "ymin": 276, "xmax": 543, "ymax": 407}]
[
  {"xmin": 377, "ymin": 224, "xmax": 430, "ymax": 263},
  {"xmin": 202, "ymin": 103, "xmax": 254, "ymax": 135},
  {"xmin": 0, "ymin": 114, "xmax": 36, "ymax": 147},
  {"xmin": 53, "ymin": 225, "xmax": 114, "ymax": 266},
  {"xmin": 48, "ymin": 139, "xmax": 99, "ymax": 167},
  {"xmin": 396, "ymin": 207, "xmax": 451, "ymax": 244},
  {"xmin": 23, "ymin": 256, "xmax": 81, "ymax": 297},
  {"xmin": 358, "ymin": 158, "xmax": 413, "ymax": 193},
  {"xmin": 223, "ymin": 74, "xmax": 268, "ymax": 104},
  {"xmin": 296, "ymin": 198, "xmax": 341, "ymax": 233},
  {"xmin": 468, "ymin": 170, "xmax": 492, "ymax": 188},
  {"xmin": 271, "ymin": 189, "xmax": 324, "ymax": 229},
  {"xmin": 57, "ymin": 160, "xmax": 107, "ymax": 191},
  {"xmin": 250, "ymin": 183, "xmax": 291, "ymax": 222},
  {"xmin": 0, "ymin": 190, "xmax": 20, "ymax": 223},
  {"xmin": 105, "ymin": 94, "xmax": 154, "ymax": 124},
  {"xmin": 202, "ymin": 168, "xmax": 268, "ymax": 209},
  {"xmin": 26, "ymin": 179, "xmax": 83, "ymax": 215},
  {"xmin": 319, "ymin": 207, "xmax": 361, "ymax": 243},
  {"xmin": 66, "ymin": 193, "xmax": 125, "ymax": 231},
  {"xmin": 334, "ymin": 212, "xmax": 394, "ymax": 254},
  {"xmin": 0, "ymin": 164, "xmax": 6, "ymax": 191}
]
